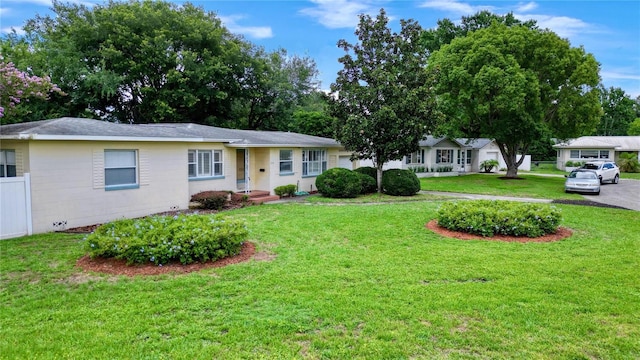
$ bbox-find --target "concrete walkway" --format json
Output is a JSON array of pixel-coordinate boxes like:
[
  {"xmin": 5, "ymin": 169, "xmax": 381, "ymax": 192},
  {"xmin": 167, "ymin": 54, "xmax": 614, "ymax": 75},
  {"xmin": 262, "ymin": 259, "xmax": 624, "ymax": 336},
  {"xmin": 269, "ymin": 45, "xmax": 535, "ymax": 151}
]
[{"xmin": 419, "ymin": 191, "xmax": 553, "ymax": 203}]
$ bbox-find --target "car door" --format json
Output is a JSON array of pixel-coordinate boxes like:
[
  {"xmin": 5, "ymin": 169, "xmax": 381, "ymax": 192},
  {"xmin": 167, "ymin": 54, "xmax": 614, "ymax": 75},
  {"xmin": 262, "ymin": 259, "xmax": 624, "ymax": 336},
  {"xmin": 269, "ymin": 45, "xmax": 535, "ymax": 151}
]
[{"xmin": 601, "ymin": 163, "xmax": 613, "ymax": 181}]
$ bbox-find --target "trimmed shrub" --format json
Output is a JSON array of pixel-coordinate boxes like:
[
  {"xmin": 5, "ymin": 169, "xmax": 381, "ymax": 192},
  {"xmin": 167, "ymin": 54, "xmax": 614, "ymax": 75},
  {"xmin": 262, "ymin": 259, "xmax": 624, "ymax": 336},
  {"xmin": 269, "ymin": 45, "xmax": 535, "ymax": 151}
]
[
  {"xmin": 84, "ymin": 214, "xmax": 249, "ymax": 265},
  {"xmin": 274, "ymin": 184, "xmax": 297, "ymax": 197},
  {"xmin": 315, "ymin": 168, "xmax": 362, "ymax": 198},
  {"xmin": 354, "ymin": 166, "xmax": 378, "ymax": 180},
  {"xmin": 356, "ymin": 172, "xmax": 377, "ymax": 194},
  {"xmin": 437, "ymin": 200, "xmax": 561, "ymax": 237},
  {"xmin": 191, "ymin": 191, "xmax": 229, "ymax": 210},
  {"xmin": 381, "ymin": 169, "xmax": 420, "ymax": 196},
  {"xmin": 480, "ymin": 159, "xmax": 499, "ymax": 172}
]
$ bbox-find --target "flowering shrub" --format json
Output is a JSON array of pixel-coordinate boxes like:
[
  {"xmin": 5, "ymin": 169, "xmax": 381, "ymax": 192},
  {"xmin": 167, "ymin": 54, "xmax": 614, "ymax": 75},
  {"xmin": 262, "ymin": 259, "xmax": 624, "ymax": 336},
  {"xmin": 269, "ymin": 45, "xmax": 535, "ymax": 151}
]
[
  {"xmin": 0, "ymin": 62, "xmax": 65, "ymax": 121},
  {"xmin": 437, "ymin": 200, "xmax": 561, "ymax": 237},
  {"xmin": 84, "ymin": 214, "xmax": 249, "ymax": 265}
]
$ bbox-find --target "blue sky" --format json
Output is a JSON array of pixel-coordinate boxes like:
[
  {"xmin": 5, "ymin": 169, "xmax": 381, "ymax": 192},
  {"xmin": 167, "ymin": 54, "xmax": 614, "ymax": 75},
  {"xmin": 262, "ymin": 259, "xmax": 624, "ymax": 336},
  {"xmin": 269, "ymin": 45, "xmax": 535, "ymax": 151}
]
[{"xmin": 1, "ymin": 0, "xmax": 639, "ymax": 98}]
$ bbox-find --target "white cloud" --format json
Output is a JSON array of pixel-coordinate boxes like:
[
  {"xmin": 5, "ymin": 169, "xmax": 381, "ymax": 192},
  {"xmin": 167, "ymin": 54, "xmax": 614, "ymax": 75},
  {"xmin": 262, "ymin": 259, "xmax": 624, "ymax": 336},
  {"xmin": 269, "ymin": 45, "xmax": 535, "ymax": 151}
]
[
  {"xmin": 299, "ymin": 0, "xmax": 378, "ymax": 29},
  {"xmin": 514, "ymin": 13, "xmax": 592, "ymax": 38},
  {"xmin": 1, "ymin": 26, "xmax": 25, "ymax": 35},
  {"xmin": 515, "ymin": 1, "xmax": 537, "ymax": 12},
  {"xmin": 418, "ymin": 0, "xmax": 494, "ymax": 15},
  {"xmin": 219, "ymin": 15, "xmax": 273, "ymax": 39},
  {"xmin": 601, "ymin": 71, "xmax": 640, "ymax": 81},
  {"xmin": 3, "ymin": 0, "xmax": 52, "ymax": 5}
]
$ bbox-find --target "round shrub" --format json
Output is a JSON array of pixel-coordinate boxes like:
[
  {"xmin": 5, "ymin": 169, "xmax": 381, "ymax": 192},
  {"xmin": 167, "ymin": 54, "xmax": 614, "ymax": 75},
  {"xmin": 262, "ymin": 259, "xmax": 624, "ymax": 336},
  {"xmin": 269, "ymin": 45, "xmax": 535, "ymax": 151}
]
[
  {"xmin": 84, "ymin": 214, "xmax": 249, "ymax": 265},
  {"xmin": 315, "ymin": 168, "xmax": 362, "ymax": 198},
  {"xmin": 436, "ymin": 200, "xmax": 561, "ymax": 237},
  {"xmin": 356, "ymin": 172, "xmax": 377, "ymax": 194},
  {"xmin": 381, "ymin": 169, "xmax": 420, "ymax": 196},
  {"xmin": 354, "ymin": 166, "xmax": 378, "ymax": 180}
]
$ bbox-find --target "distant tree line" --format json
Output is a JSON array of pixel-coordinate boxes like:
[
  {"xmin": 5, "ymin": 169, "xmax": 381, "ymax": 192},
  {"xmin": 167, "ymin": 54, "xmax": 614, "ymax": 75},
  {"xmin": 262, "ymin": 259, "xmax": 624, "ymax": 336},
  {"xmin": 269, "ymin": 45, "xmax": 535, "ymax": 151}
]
[{"xmin": 2, "ymin": 1, "xmax": 638, "ymax": 149}]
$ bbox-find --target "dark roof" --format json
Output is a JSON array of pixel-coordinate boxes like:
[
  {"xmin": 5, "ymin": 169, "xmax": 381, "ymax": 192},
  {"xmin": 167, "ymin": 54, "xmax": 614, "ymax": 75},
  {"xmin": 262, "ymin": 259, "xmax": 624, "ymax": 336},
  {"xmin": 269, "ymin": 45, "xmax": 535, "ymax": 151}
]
[
  {"xmin": 456, "ymin": 138, "xmax": 493, "ymax": 149},
  {"xmin": 0, "ymin": 117, "xmax": 342, "ymax": 147},
  {"xmin": 418, "ymin": 136, "xmax": 494, "ymax": 149}
]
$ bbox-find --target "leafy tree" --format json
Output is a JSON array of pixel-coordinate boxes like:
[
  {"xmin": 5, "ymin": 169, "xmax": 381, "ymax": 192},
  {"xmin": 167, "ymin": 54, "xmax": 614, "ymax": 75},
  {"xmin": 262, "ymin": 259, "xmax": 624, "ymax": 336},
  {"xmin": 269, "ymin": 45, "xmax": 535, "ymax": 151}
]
[
  {"xmin": 428, "ymin": 23, "xmax": 601, "ymax": 178},
  {"xmin": 0, "ymin": 61, "xmax": 65, "ymax": 124},
  {"xmin": 331, "ymin": 9, "xmax": 437, "ymax": 192},
  {"xmin": 287, "ymin": 91, "xmax": 337, "ymax": 137},
  {"xmin": 13, "ymin": 0, "xmax": 320, "ymax": 127},
  {"xmin": 231, "ymin": 49, "xmax": 320, "ymax": 130},
  {"xmin": 594, "ymin": 86, "xmax": 636, "ymax": 135},
  {"xmin": 421, "ymin": 11, "xmax": 537, "ymax": 54},
  {"xmin": 628, "ymin": 118, "xmax": 640, "ymax": 135}
]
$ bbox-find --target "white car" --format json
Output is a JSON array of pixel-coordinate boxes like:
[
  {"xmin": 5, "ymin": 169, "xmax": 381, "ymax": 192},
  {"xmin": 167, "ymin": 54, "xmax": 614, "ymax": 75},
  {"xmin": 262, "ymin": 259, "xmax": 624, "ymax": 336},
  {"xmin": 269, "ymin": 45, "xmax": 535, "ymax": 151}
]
[
  {"xmin": 580, "ymin": 161, "xmax": 620, "ymax": 184},
  {"xmin": 565, "ymin": 170, "xmax": 600, "ymax": 195}
]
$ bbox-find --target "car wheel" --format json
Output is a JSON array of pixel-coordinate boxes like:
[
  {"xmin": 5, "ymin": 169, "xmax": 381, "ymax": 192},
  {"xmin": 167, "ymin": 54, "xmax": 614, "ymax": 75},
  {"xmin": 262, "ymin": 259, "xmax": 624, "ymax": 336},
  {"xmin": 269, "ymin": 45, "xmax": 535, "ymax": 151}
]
[
  {"xmin": 599, "ymin": 176, "xmax": 604, "ymax": 184},
  {"xmin": 613, "ymin": 174, "xmax": 619, "ymax": 184}
]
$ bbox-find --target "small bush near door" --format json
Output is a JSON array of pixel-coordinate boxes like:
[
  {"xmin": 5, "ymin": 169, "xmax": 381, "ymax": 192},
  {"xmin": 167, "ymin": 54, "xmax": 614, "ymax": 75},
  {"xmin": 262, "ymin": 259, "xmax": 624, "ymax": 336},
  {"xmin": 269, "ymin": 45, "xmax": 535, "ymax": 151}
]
[
  {"xmin": 274, "ymin": 184, "xmax": 297, "ymax": 197},
  {"xmin": 381, "ymin": 169, "xmax": 420, "ymax": 196},
  {"xmin": 191, "ymin": 191, "xmax": 229, "ymax": 210}
]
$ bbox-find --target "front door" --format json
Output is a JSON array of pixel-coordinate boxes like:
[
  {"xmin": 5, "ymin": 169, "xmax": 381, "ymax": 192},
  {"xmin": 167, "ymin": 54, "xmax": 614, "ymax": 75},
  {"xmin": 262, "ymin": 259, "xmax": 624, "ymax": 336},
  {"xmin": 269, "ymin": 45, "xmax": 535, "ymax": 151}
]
[{"xmin": 236, "ymin": 149, "xmax": 246, "ymax": 190}]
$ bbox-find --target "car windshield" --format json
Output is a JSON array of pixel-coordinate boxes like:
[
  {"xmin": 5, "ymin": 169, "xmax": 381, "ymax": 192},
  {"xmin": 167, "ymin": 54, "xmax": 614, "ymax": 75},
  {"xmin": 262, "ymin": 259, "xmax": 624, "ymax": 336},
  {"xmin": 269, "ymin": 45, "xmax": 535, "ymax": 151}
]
[{"xmin": 569, "ymin": 171, "xmax": 597, "ymax": 179}]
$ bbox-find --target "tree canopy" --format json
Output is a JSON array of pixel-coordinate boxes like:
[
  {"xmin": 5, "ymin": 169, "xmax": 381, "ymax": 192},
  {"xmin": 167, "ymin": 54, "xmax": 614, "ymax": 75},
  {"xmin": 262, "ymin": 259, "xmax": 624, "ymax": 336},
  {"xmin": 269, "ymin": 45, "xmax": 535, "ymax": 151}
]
[
  {"xmin": 594, "ymin": 86, "xmax": 637, "ymax": 136},
  {"xmin": 428, "ymin": 23, "xmax": 601, "ymax": 177},
  {"xmin": 1, "ymin": 0, "xmax": 320, "ymax": 129},
  {"xmin": 330, "ymin": 9, "xmax": 437, "ymax": 191}
]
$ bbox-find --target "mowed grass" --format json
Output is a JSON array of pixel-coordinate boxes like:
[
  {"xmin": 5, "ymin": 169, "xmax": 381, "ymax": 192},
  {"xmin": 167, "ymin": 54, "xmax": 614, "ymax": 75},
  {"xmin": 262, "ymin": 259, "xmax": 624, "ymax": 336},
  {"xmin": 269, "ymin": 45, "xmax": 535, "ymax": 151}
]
[
  {"xmin": 421, "ymin": 173, "xmax": 585, "ymax": 199},
  {"xmin": 1, "ymin": 202, "xmax": 639, "ymax": 359}
]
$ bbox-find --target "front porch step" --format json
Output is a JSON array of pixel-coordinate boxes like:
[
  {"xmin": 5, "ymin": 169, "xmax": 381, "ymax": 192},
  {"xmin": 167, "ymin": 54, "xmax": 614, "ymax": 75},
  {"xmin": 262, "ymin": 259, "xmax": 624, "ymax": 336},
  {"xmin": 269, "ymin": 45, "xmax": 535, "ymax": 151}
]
[{"xmin": 242, "ymin": 190, "xmax": 280, "ymax": 204}]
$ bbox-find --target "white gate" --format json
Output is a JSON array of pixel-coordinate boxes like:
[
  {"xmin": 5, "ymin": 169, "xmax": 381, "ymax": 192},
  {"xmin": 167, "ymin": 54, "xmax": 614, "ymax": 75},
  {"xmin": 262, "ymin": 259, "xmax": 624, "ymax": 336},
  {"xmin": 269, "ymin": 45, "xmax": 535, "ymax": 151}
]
[{"xmin": 1, "ymin": 173, "xmax": 32, "ymax": 239}]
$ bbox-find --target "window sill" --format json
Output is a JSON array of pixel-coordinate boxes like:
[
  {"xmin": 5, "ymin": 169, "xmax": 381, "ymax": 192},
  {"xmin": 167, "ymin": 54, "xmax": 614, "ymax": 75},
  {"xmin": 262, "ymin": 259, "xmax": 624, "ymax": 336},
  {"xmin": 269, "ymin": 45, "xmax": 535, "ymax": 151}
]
[
  {"xmin": 280, "ymin": 172, "xmax": 295, "ymax": 176},
  {"xmin": 302, "ymin": 174, "xmax": 319, "ymax": 178},
  {"xmin": 189, "ymin": 175, "xmax": 225, "ymax": 182},
  {"xmin": 106, "ymin": 184, "xmax": 140, "ymax": 191}
]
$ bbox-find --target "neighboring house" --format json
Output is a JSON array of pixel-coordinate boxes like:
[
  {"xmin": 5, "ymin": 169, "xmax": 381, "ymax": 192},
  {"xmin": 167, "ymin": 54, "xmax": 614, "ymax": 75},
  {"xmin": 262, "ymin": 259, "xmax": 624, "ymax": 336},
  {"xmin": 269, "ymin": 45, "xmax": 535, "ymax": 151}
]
[
  {"xmin": 0, "ymin": 117, "xmax": 345, "ymax": 238},
  {"xmin": 359, "ymin": 136, "xmax": 530, "ymax": 174},
  {"xmin": 554, "ymin": 136, "xmax": 640, "ymax": 170}
]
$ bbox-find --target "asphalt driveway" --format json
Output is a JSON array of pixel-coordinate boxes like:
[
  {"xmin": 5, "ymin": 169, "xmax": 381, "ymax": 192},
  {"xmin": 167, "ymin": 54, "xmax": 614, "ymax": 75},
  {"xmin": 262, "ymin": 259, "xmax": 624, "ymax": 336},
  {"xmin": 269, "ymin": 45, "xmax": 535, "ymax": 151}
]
[{"xmin": 585, "ymin": 179, "xmax": 640, "ymax": 211}]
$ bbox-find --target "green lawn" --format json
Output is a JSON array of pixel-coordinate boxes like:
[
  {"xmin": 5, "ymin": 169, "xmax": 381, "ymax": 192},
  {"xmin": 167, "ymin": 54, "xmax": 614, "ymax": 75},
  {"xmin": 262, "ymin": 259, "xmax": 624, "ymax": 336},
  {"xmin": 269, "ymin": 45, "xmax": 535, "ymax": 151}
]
[
  {"xmin": 421, "ymin": 173, "xmax": 586, "ymax": 199},
  {"xmin": 1, "ymin": 202, "xmax": 639, "ymax": 359}
]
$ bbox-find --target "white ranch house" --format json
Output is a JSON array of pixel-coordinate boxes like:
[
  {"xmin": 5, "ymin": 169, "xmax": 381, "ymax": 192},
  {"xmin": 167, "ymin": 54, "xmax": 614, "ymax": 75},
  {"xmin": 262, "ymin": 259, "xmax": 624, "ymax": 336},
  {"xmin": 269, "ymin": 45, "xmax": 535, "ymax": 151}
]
[
  {"xmin": 358, "ymin": 136, "xmax": 530, "ymax": 175},
  {"xmin": 0, "ymin": 117, "xmax": 349, "ymax": 238}
]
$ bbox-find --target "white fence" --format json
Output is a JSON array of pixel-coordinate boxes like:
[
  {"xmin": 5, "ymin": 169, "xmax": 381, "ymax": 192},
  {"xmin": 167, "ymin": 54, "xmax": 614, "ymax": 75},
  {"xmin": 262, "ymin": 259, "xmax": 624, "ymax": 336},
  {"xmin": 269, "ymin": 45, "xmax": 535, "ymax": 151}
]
[{"xmin": 1, "ymin": 173, "xmax": 32, "ymax": 239}]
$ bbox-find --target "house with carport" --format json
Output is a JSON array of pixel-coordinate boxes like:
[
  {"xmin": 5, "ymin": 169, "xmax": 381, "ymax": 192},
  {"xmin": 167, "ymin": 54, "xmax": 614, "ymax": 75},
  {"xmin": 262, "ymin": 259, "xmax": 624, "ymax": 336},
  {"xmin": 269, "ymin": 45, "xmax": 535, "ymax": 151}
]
[
  {"xmin": 554, "ymin": 136, "xmax": 640, "ymax": 170},
  {"xmin": 0, "ymin": 117, "xmax": 346, "ymax": 238}
]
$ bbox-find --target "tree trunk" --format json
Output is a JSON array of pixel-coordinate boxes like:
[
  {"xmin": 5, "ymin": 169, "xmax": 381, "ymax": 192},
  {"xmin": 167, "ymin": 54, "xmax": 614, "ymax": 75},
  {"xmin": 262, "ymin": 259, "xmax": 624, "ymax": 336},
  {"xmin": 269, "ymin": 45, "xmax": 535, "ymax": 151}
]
[
  {"xmin": 496, "ymin": 141, "xmax": 527, "ymax": 178},
  {"xmin": 376, "ymin": 163, "xmax": 384, "ymax": 193}
]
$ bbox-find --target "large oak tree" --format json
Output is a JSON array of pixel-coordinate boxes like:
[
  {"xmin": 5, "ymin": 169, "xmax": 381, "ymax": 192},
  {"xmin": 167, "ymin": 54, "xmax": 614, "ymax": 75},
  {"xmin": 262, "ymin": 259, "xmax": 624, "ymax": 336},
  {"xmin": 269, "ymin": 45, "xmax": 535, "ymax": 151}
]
[
  {"xmin": 4, "ymin": 0, "xmax": 319, "ymax": 128},
  {"xmin": 331, "ymin": 9, "xmax": 437, "ymax": 191},
  {"xmin": 428, "ymin": 23, "xmax": 601, "ymax": 177}
]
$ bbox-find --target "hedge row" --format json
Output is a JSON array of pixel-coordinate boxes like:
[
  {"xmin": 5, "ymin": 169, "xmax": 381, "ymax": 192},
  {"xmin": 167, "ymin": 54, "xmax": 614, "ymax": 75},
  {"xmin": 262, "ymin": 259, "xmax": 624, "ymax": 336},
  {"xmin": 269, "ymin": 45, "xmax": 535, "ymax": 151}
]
[
  {"xmin": 84, "ymin": 214, "xmax": 248, "ymax": 265},
  {"xmin": 437, "ymin": 200, "xmax": 561, "ymax": 237},
  {"xmin": 315, "ymin": 167, "xmax": 420, "ymax": 198}
]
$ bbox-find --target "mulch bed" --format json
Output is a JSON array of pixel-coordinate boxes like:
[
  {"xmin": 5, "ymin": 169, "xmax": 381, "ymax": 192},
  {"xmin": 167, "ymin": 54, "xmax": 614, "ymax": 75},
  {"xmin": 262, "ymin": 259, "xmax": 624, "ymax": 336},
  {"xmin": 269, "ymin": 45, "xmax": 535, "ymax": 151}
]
[
  {"xmin": 426, "ymin": 219, "xmax": 572, "ymax": 243},
  {"xmin": 76, "ymin": 241, "xmax": 256, "ymax": 276},
  {"xmin": 551, "ymin": 199, "xmax": 629, "ymax": 210}
]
